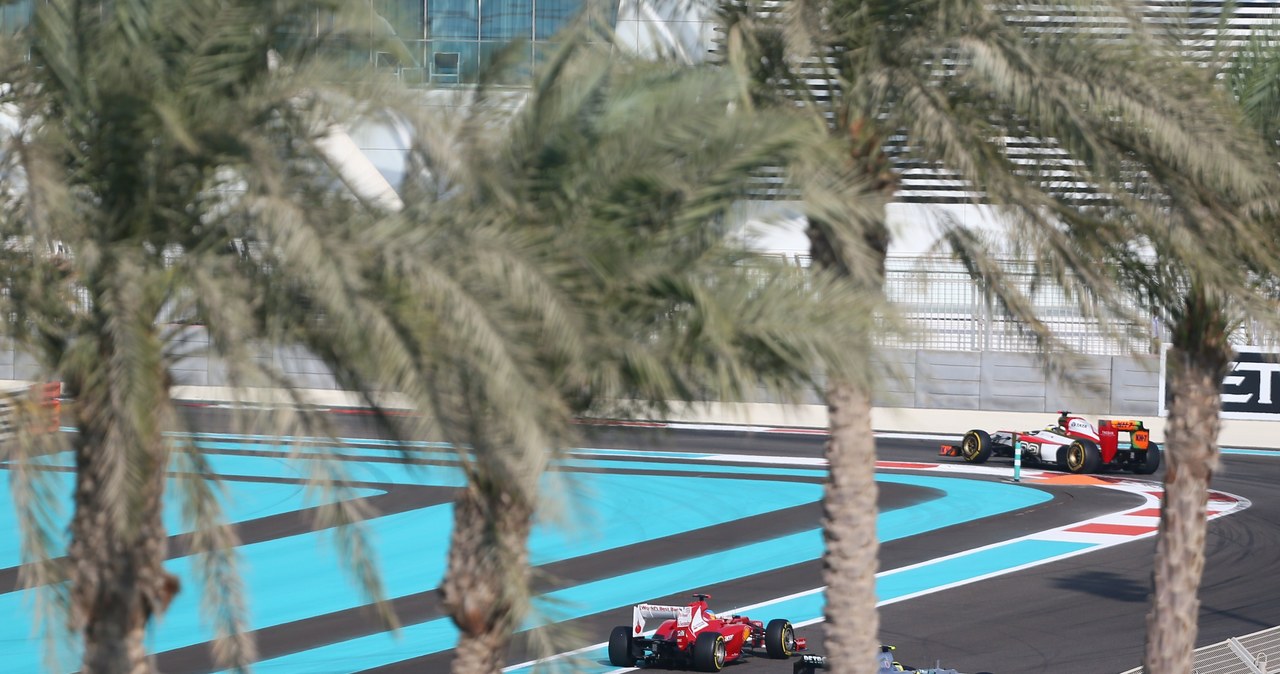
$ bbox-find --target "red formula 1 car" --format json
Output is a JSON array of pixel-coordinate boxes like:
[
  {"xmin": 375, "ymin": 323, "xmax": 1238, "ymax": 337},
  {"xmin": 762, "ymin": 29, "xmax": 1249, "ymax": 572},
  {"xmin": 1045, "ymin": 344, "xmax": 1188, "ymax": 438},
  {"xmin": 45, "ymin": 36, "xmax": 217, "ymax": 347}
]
[
  {"xmin": 608, "ymin": 593, "xmax": 806, "ymax": 671},
  {"xmin": 941, "ymin": 411, "xmax": 1161, "ymax": 475}
]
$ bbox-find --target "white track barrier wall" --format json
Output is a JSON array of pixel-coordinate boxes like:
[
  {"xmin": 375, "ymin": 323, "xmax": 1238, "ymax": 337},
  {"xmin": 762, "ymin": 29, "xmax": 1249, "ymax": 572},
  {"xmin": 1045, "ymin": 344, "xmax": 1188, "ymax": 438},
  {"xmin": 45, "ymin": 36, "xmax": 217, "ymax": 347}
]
[{"xmin": 3, "ymin": 331, "xmax": 1276, "ymax": 448}]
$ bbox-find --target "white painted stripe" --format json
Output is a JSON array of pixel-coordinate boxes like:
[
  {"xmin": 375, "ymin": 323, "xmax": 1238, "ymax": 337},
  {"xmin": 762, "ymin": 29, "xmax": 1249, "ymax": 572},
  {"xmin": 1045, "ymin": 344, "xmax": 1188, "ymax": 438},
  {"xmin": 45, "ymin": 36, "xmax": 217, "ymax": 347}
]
[
  {"xmin": 1035, "ymin": 530, "xmax": 1152, "ymax": 545},
  {"xmin": 501, "ymin": 467, "xmax": 1251, "ymax": 674},
  {"xmin": 700, "ymin": 453, "xmax": 827, "ymax": 467}
]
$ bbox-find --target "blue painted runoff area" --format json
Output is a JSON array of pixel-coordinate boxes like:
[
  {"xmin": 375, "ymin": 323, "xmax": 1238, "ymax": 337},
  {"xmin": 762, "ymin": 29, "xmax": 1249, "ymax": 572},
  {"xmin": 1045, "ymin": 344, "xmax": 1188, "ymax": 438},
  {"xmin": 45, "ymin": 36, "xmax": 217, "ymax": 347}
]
[
  {"xmin": 0, "ymin": 435, "xmax": 1058, "ymax": 674},
  {"xmin": 503, "ymin": 538, "xmax": 1094, "ymax": 674},
  {"xmin": 1222, "ymin": 447, "xmax": 1280, "ymax": 456},
  {"xmin": 0, "ymin": 460, "xmax": 824, "ymax": 672},
  {"xmin": 0, "ymin": 467, "xmax": 383, "ymax": 569},
  {"xmin": 236, "ymin": 474, "xmax": 1050, "ymax": 673}
]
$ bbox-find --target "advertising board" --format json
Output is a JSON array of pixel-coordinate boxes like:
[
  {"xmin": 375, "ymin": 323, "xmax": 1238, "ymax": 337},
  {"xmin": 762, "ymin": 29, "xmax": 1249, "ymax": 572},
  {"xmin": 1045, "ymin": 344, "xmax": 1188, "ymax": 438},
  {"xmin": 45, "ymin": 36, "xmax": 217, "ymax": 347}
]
[{"xmin": 1160, "ymin": 345, "xmax": 1280, "ymax": 420}]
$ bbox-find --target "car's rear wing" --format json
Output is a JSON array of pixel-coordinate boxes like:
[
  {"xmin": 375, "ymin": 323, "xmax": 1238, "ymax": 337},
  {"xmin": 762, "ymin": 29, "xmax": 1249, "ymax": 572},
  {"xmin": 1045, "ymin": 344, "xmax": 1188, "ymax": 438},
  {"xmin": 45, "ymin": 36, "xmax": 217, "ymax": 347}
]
[
  {"xmin": 1098, "ymin": 419, "xmax": 1150, "ymax": 449},
  {"xmin": 632, "ymin": 603, "xmax": 709, "ymax": 634},
  {"xmin": 1099, "ymin": 419, "xmax": 1146, "ymax": 431}
]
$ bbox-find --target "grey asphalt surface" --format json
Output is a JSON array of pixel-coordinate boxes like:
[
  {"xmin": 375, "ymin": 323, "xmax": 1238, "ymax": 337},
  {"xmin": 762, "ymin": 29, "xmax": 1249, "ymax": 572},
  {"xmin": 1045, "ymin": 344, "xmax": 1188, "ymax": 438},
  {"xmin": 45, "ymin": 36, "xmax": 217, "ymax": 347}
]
[
  {"xmin": 155, "ymin": 409, "xmax": 1280, "ymax": 674},
  {"xmin": 571, "ymin": 426, "xmax": 1280, "ymax": 674}
]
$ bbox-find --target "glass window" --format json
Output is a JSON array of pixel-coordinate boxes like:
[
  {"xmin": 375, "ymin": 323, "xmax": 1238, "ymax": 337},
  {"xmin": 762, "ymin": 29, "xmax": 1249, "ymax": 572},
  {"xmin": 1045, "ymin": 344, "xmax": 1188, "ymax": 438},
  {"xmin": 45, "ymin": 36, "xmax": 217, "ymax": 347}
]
[
  {"xmin": 482, "ymin": 0, "xmax": 534, "ymax": 42},
  {"xmin": 479, "ymin": 40, "xmax": 534, "ymax": 84},
  {"xmin": 373, "ymin": 1, "xmax": 425, "ymax": 69},
  {"xmin": 533, "ymin": 0, "xmax": 580, "ymax": 40},
  {"xmin": 427, "ymin": 41, "xmax": 478, "ymax": 83},
  {"xmin": 0, "ymin": 0, "xmax": 33, "ymax": 34},
  {"xmin": 429, "ymin": 0, "xmax": 480, "ymax": 40},
  {"xmin": 374, "ymin": 0, "xmax": 425, "ymax": 40},
  {"xmin": 419, "ymin": 0, "xmax": 623, "ymax": 84}
]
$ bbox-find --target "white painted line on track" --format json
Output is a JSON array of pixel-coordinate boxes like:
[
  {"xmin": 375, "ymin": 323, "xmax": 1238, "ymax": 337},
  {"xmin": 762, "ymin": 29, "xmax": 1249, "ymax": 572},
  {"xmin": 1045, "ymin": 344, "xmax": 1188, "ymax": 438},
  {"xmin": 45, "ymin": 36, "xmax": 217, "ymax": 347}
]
[
  {"xmin": 698, "ymin": 453, "xmax": 828, "ymax": 467},
  {"xmin": 504, "ymin": 465, "xmax": 1252, "ymax": 674}
]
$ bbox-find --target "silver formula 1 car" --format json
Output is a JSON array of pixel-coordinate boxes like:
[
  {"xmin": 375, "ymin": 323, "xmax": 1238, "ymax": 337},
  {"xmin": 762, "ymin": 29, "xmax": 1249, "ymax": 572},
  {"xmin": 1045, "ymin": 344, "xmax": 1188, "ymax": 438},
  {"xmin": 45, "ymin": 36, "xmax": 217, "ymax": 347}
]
[{"xmin": 793, "ymin": 646, "xmax": 993, "ymax": 673}]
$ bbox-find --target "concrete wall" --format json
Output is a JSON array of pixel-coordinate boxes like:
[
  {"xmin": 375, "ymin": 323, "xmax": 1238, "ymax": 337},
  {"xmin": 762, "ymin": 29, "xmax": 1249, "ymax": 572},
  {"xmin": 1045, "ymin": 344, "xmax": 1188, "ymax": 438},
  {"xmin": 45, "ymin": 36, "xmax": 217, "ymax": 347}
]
[
  {"xmin": 14, "ymin": 334, "xmax": 1280, "ymax": 446},
  {"xmin": 2, "ymin": 327, "xmax": 1164, "ymax": 417},
  {"xmin": 868, "ymin": 349, "xmax": 1159, "ymax": 416},
  {"xmin": 0, "ymin": 348, "xmax": 46, "ymax": 382},
  {"xmin": 166, "ymin": 326, "xmax": 342, "ymax": 390}
]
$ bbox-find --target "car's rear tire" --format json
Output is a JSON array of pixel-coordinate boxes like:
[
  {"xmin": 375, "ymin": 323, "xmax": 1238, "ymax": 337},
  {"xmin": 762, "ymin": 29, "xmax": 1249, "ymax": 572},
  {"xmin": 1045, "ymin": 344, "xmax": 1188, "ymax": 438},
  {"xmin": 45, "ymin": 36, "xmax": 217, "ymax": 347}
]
[
  {"xmin": 693, "ymin": 632, "xmax": 726, "ymax": 672},
  {"xmin": 1133, "ymin": 442, "xmax": 1162, "ymax": 475},
  {"xmin": 764, "ymin": 619, "xmax": 795, "ymax": 658},
  {"xmin": 608, "ymin": 626, "xmax": 637, "ymax": 667},
  {"xmin": 1066, "ymin": 439, "xmax": 1102, "ymax": 474},
  {"xmin": 961, "ymin": 430, "xmax": 993, "ymax": 464}
]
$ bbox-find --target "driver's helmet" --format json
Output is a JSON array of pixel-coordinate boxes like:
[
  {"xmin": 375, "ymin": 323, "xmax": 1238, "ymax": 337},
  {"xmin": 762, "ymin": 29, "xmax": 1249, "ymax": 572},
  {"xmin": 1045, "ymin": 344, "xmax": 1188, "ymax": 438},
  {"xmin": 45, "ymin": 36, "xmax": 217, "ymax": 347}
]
[
  {"xmin": 703, "ymin": 609, "xmax": 715, "ymax": 620},
  {"xmin": 877, "ymin": 646, "xmax": 904, "ymax": 672}
]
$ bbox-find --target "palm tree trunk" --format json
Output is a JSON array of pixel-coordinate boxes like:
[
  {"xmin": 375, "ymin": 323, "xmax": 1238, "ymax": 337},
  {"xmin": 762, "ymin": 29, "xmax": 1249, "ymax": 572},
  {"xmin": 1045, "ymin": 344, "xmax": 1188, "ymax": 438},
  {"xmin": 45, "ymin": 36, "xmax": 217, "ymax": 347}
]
[
  {"xmin": 440, "ymin": 485, "xmax": 534, "ymax": 674},
  {"xmin": 810, "ymin": 117, "xmax": 893, "ymax": 672},
  {"xmin": 820, "ymin": 381, "xmax": 880, "ymax": 671},
  {"xmin": 68, "ymin": 406, "xmax": 179, "ymax": 674},
  {"xmin": 1142, "ymin": 346, "xmax": 1224, "ymax": 672}
]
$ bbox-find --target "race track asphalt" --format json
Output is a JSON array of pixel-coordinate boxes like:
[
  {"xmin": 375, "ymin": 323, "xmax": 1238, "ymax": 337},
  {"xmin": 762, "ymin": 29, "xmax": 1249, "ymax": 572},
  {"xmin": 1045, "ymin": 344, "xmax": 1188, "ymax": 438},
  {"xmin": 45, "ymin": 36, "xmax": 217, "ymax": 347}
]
[
  {"xmin": 870, "ymin": 449, "xmax": 1280, "ymax": 674},
  {"xmin": 3, "ymin": 408, "xmax": 1277, "ymax": 674}
]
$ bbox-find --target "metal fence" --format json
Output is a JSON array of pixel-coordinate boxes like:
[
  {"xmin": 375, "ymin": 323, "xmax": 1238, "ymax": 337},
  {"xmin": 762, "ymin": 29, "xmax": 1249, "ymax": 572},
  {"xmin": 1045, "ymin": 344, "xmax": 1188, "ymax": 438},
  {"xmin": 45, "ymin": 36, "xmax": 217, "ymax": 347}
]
[
  {"xmin": 772, "ymin": 252, "xmax": 1280, "ymax": 357},
  {"xmin": 1120, "ymin": 623, "xmax": 1280, "ymax": 674},
  {"xmin": 880, "ymin": 256, "xmax": 1160, "ymax": 356}
]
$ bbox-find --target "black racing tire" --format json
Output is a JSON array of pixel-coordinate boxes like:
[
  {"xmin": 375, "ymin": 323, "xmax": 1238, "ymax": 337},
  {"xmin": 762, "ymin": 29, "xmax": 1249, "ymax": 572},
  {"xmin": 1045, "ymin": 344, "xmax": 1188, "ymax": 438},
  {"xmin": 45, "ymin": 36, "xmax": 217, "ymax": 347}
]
[
  {"xmin": 1066, "ymin": 439, "xmax": 1102, "ymax": 474},
  {"xmin": 961, "ymin": 429, "xmax": 993, "ymax": 464},
  {"xmin": 764, "ymin": 619, "xmax": 795, "ymax": 658},
  {"xmin": 1133, "ymin": 442, "xmax": 1162, "ymax": 475},
  {"xmin": 1055, "ymin": 444, "xmax": 1070, "ymax": 471},
  {"xmin": 608, "ymin": 626, "xmax": 636, "ymax": 667},
  {"xmin": 693, "ymin": 632, "xmax": 726, "ymax": 672}
]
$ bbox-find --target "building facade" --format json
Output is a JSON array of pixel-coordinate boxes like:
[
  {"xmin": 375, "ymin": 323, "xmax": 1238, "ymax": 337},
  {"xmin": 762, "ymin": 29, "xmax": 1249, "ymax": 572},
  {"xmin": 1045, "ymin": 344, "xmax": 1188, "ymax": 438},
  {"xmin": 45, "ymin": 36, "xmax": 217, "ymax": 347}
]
[
  {"xmin": 1, "ymin": 0, "xmax": 662, "ymax": 84},
  {"xmin": 353, "ymin": 0, "xmax": 610, "ymax": 84}
]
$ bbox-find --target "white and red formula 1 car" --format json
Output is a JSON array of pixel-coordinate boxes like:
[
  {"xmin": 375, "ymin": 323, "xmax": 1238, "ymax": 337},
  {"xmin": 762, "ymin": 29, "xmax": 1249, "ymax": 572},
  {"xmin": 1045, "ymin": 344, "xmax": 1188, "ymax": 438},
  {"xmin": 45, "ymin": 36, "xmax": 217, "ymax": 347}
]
[
  {"xmin": 608, "ymin": 593, "xmax": 806, "ymax": 671},
  {"xmin": 940, "ymin": 411, "xmax": 1161, "ymax": 475}
]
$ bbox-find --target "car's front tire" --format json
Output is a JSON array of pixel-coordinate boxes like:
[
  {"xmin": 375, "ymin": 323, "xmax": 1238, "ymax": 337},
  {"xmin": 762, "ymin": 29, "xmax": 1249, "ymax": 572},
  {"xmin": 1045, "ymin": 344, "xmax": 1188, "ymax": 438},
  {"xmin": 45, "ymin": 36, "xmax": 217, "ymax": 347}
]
[
  {"xmin": 608, "ymin": 626, "xmax": 637, "ymax": 667},
  {"xmin": 764, "ymin": 619, "xmax": 795, "ymax": 658},
  {"xmin": 693, "ymin": 632, "xmax": 726, "ymax": 672},
  {"xmin": 961, "ymin": 429, "xmax": 993, "ymax": 464}
]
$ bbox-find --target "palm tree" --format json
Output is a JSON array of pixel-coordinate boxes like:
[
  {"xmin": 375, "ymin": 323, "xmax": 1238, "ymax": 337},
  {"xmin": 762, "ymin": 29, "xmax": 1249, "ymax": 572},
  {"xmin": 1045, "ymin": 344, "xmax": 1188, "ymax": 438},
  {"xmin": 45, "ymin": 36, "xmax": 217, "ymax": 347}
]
[
  {"xmin": 1142, "ymin": 284, "xmax": 1236, "ymax": 672},
  {"xmin": 1014, "ymin": 17, "xmax": 1280, "ymax": 670},
  {"xmin": 717, "ymin": 0, "xmax": 1280, "ymax": 668},
  {"xmin": 0, "ymin": 1, "xmax": 488, "ymax": 671},
  {"xmin": 1125, "ymin": 21, "xmax": 1280, "ymax": 671},
  {"xmin": 1043, "ymin": 160, "xmax": 1278, "ymax": 673},
  {"xmin": 0, "ymin": 4, "xmax": 863, "ymax": 674},
  {"xmin": 382, "ymin": 33, "xmax": 875, "ymax": 673}
]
